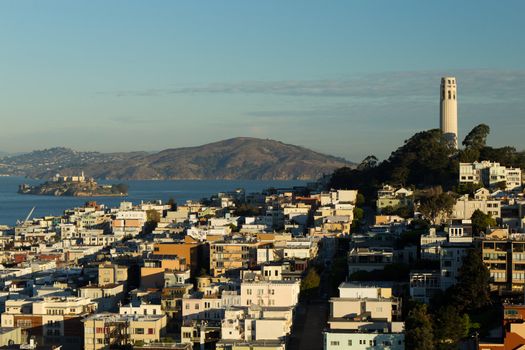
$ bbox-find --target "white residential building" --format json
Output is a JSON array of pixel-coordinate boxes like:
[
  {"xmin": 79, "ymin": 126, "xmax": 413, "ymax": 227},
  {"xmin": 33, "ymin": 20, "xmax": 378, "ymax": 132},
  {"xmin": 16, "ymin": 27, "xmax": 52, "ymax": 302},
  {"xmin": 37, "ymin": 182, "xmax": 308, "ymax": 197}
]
[
  {"xmin": 460, "ymin": 161, "xmax": 522, "ymax": 191},
  {"xmin": 324, "ymin": 283, "xmax": 404, "ymax": 350},
  {"xmin": 452, "ymin": 195, "xmax": 501, "ymax": 220}
]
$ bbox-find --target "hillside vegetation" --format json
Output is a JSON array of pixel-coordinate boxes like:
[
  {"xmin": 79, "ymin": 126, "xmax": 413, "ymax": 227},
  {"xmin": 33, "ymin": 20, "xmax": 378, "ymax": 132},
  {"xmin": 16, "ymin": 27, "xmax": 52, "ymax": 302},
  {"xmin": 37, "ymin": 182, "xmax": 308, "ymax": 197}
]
[
  {"xmin": 0, "ymin": 137, "xmax": 353, "ymax": 180},
  {"xmin": 329, "ymin": 124, "xmax": 525, "ymax": 197}
]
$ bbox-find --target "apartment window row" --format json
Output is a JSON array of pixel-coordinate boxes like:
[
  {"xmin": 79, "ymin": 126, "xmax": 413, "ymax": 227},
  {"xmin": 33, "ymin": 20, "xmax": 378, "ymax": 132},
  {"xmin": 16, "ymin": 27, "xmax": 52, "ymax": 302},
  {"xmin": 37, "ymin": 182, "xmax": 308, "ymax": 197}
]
[
  {"xmin": 46, "ymin": 309, "xmax": 65, "ymax": 315},
  {"xmin": 483, "ymin": 253, "xmax": 507, "ymax": 261},
  {"xmin": 512, "ymin": 273, "xmax": 525, "ymax": 281},
  {"xmin": 513, "ymin": 253, "xmax": 525, "ymax": 261},
  {"xmin": 247, "ymin": 288, "xmax": 276, "ymax": 295},
  {"xmin": 490, "ymin": 272, "xmax": 506, "ymax": 280},
  {"xmin": 134, "ymin": 328, "xmax": 155, "ymax": 335}
]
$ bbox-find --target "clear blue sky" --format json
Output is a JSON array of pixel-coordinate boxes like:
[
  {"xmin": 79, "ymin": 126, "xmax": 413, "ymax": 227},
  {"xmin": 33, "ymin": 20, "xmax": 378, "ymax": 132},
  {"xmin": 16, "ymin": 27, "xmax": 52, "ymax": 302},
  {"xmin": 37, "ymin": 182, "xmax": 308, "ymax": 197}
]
[{"xmin": 1, "ymin": 0, "xmax": 524, "ymax": 161}]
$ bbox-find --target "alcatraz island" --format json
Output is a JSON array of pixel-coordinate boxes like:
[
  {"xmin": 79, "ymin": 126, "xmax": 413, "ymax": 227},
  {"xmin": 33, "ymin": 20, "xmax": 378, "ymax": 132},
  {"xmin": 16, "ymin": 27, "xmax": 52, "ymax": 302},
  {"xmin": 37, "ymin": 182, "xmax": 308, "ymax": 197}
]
[{"xmin": 18, "ymin": 171, "xmax": 128, "ymax": 197}]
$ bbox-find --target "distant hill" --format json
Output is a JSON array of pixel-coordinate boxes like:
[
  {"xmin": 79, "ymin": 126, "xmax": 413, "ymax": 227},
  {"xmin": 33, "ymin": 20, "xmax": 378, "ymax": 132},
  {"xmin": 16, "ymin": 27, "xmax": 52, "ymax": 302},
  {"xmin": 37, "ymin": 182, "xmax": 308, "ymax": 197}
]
[{"xmin": 0, "ymin": 138, "xmax": 353, "ymax": 180}]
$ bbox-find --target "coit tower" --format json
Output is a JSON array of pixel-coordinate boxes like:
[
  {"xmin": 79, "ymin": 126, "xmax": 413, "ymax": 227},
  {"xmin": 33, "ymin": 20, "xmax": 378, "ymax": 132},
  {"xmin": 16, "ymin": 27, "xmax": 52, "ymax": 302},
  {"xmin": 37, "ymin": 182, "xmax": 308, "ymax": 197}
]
[{"xmin": 440, "ymin": 76, "xmax": 458, "ymax": 148}]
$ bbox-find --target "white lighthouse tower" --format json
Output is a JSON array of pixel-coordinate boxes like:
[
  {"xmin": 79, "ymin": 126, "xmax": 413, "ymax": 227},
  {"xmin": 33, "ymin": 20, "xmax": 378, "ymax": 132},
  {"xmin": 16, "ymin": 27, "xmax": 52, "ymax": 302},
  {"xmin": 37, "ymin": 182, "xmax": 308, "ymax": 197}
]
[{"xmin": 440, "ymin": 77, "xmax": 458, "ymax": 148}]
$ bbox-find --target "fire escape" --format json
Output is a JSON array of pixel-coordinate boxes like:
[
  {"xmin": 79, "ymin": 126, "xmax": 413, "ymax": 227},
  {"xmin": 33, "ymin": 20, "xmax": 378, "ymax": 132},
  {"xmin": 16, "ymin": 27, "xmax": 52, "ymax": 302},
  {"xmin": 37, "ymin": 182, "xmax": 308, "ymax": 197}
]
[{"xmin": 104, "ymin": 319, "xmax": 130, "ymax": 349}]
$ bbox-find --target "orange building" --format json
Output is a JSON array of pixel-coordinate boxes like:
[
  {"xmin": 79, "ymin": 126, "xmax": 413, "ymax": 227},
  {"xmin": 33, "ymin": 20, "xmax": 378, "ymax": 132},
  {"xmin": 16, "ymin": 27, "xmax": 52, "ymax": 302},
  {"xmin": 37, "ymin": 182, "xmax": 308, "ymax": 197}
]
[
  {"xmin": 141, "ymin": 256, "xmax": 187, "ymax": 289},
  {"xmin": 152, "ymin": 237, "xmax": 208, "ymax": 277}
]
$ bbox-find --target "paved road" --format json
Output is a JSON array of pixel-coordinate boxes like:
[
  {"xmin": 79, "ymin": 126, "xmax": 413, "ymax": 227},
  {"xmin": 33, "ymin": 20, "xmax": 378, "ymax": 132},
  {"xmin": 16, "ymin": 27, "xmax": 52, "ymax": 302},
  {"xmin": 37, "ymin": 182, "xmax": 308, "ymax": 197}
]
[
  {"xmin": 289, "ymin": 260, "xmax": 332, "ymax": 350},
  {"xmin": 289, "ymin": 300, "xmax": 329, "ymax": 350}
]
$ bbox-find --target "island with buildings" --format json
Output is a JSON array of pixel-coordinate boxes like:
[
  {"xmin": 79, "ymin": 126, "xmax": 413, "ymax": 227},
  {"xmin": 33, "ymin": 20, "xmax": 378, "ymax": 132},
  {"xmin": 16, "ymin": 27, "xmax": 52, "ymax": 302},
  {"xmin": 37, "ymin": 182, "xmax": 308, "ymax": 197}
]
[{"xmin": 17, "ymin": 172, "xmax": 128, "ymax": 197}]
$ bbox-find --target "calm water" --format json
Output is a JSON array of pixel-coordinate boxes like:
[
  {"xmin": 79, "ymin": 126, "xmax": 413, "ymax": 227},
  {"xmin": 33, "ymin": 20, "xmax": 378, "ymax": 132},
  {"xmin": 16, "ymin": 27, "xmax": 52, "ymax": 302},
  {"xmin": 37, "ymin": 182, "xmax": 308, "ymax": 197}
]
[{"xmin": 0, "ymin": 176, "xmax": 305, "ymax": 226}]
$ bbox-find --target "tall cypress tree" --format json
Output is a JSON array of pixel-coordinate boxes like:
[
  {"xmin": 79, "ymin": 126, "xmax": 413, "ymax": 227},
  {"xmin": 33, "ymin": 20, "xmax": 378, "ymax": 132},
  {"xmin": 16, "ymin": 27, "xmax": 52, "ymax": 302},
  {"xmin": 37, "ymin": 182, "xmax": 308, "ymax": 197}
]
[
  {"xmin": 452, "ymin": 249, "xmax": 491, "ymax": 312},
  {"xmin": 405, "ymin": 303, "xmax": 435, "ymax": 350}
]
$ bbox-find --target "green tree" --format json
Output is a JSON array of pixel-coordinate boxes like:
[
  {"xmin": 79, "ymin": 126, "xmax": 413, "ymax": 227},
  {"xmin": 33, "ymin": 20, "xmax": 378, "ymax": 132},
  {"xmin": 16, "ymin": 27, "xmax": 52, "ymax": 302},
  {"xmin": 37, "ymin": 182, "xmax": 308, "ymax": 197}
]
[
  {"xmin": 146, "ymin": 209, "xmax": 161, "ymax": 223},
  {"xmin": 356, "ymin": 193, "xmax": 365, "ymax": 206},
  {"xmin": 405, "ymin": 303, "xmax": 435, "ymax": 350},
  {"xmin": 459, "ymin": 147, "xmax": 480, "ymax": 163},
  {"xmin": 167, "ymin": 197, "xmax": 177, "ymax": 210},
  {"xmin": 357, "ymin": 155, "xmax": 378, "ymax": 170},
  {"xmin": 234, "ymin": 204, "xmax": 262, "ymax": 217},
  {"xmin": 300, "ymin": 267, "xmax": 321, "ymax": 299},
  {"xmin": 451, "ymin": 249, "xmax": 490, "ymax": 313},
  {"xmin": 144, "ymin": 209, "xmax": 161, "ymax": 234},
  {"xmin": 352, "ymin": 207, "xmax": 365, "ymax": 229},
  {"xmin": 433, "ymin": 306, "xmax": 470, "ymax": 349},
  {"xmin": 418, "ymin": 191, "xmax": 456, "ymax": 225},
  {"xmin": 396, "ymin": 205, "xmax": 413, "ymax": 219},
  {"xmin": 480, "ymin": 146, "xmax": 522, "ymax": 168},
  {"xmin": 328, "ymin": 129, "xmax": 459, "ymax": 198},
  {"xmin": 456, "ymin": 182, "xmax": 482, "ymax": 196},
  {"xmin": 462, "ymin": 124, "xmax": 490, "ymax": 151},
  {"xmin": 471, "ymin": 209, "xmax": 497, "ymax": 235}
]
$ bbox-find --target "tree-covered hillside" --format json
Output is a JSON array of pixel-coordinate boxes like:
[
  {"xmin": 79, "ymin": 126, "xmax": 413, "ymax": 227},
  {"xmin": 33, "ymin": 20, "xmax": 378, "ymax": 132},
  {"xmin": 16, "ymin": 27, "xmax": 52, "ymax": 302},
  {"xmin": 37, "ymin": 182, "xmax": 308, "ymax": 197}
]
[{"xmin": 328, "ymin": 124, "xmax": 525, "ymax": 197}]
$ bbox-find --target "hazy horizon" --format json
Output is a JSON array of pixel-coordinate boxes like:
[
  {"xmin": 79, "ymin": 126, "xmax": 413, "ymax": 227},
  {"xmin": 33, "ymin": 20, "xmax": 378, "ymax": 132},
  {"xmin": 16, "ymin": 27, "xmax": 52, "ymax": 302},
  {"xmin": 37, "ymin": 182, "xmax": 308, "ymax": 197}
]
[{"xmin": 1, "ymin": 1, "xmax": 524, "ymax": 161}]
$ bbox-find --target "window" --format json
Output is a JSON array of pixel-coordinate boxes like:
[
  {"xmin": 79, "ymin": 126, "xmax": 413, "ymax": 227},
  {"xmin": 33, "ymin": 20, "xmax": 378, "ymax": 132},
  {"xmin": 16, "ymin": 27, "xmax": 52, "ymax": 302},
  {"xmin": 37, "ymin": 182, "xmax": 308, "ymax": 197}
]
[
  {"xmin": 135, "ymin": 328, "xmax": 144, "ymax": 335},
  {"xmin": 247, "ymin": 289, "xmax": 252, "ymax": 295},
  {"xmin": 330, "ymin": 341, "xmax": 339, "ymax": 346},
  {"xmin": 148, "ymin": 328, "xmax": 154, "ymax": 335},
  {"xmin": 348, "ymin": 340, "xmax": 352, "ymax": 346}
]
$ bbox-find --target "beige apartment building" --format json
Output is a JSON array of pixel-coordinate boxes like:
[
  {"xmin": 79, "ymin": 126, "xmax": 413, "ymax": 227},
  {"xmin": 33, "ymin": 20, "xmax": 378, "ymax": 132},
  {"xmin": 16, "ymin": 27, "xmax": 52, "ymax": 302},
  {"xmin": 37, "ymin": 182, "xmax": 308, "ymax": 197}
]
[
  {"xmin": 80, "ymin": 283, "xmax": 125, "ymax": 312},
  {"xmin": 452, "ymin": 195, "xmax": 501, "ymax": 220},
  {"xmin": 482, "ymin": 230, "xmax": 525, "ymax": 292},
  {"xmin": 83, "ymin": 313, "xmax": 167, "ymax": 350},
  {"xmin": 98, "ymin": 262, "xmax": 128, "ymax": 286},
  {"xmin": 240, "ymin": 280, "xmax": 300, "ymax": 308},
  {"xmin": 210, "ymin": 240, "xmax": 264, "ymax": 277},
  {"xmin": 0, "ymin": 327, "xmax": 22, "ymax": 347},
  {"xmin": 1, "ymin": 297, "xmax": 97, "ymax": 349}
]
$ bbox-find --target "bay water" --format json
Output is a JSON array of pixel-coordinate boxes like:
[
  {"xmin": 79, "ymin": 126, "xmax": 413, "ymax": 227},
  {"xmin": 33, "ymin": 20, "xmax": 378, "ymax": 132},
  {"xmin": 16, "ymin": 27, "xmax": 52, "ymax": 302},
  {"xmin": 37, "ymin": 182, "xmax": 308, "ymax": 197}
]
[{"xmin": 0, "ymin": 176, "xmax": 305, "ymax": 226}]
